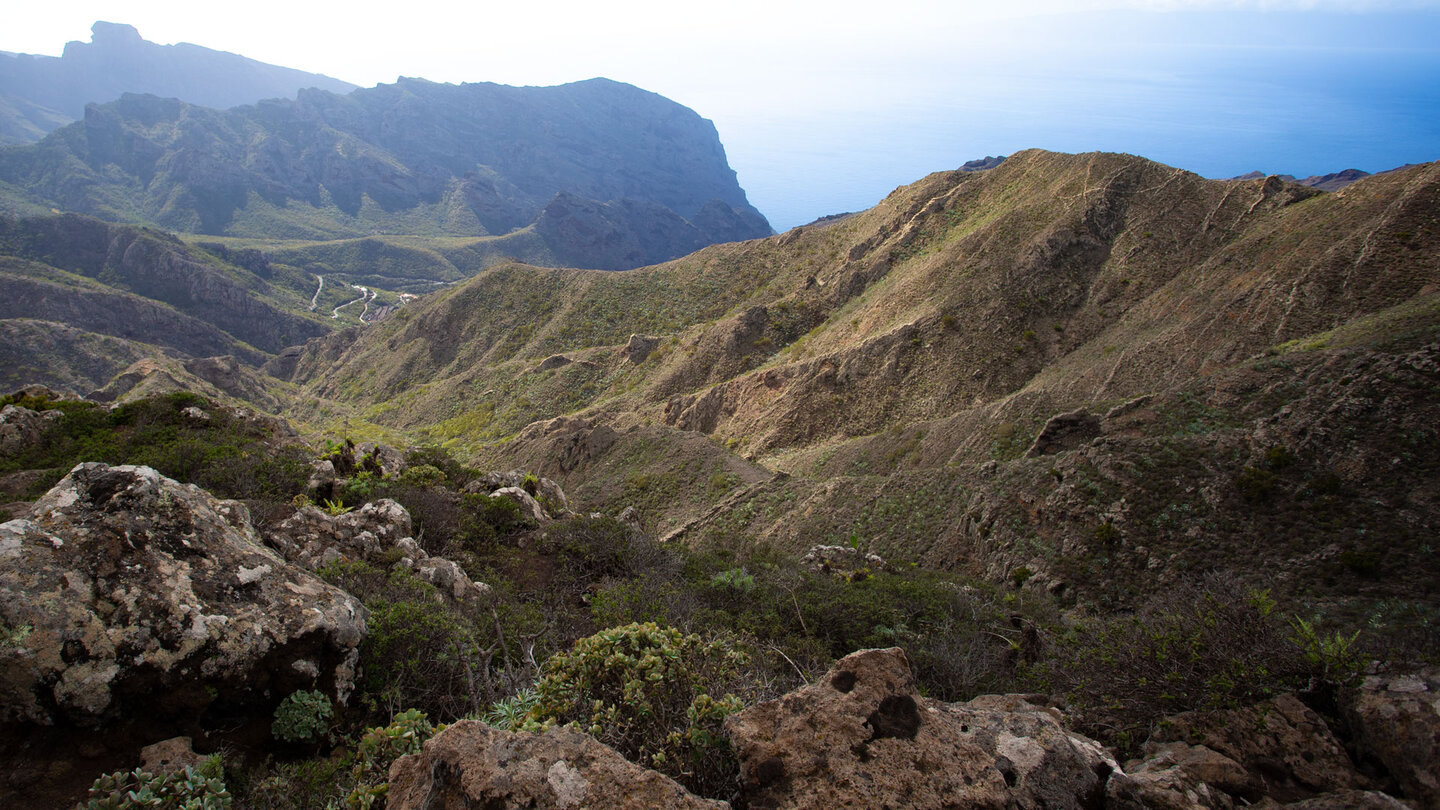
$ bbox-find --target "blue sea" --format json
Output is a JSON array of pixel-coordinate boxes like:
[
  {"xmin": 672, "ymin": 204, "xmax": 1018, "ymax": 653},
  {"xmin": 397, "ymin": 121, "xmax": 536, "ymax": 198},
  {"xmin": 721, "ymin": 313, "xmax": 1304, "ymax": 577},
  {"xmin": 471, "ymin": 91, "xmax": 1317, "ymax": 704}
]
[{"xmin": 717, "ymin": 10, "xmax": 1440, "ymax": 230}]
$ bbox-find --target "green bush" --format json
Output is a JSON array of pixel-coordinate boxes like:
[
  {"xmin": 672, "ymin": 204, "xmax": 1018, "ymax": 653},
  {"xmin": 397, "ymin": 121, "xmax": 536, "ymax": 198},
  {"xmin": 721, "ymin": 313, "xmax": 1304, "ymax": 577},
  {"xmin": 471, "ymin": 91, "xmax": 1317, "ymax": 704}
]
[
  {"xmin": 317, "ymin": 562, "xmax": 484, "ymax": 719},
  {"xmin": 525, "ymin": 622, "xmax": 747, "ymax": 798},
  {"xmin": 231, "ymin": 710, "xmax": 435, "ymax": 810},
  {"xmin": 79, "ymin": 762, "xmax": 230, "ymax": 810},
  {"xmin": 1034, "ymin": 580, "xmax": 1308, "ymax": 754},
  {"xmin": 0, "ymin": 391, "xmax": 309, "ymax": 501},
  {"xmin": 272, "ymin": 689, "xmax": 333, "ymax": 743},
  {"xmin": 344, "ymin": 709, "xmax": 437, "ymax": 809}
]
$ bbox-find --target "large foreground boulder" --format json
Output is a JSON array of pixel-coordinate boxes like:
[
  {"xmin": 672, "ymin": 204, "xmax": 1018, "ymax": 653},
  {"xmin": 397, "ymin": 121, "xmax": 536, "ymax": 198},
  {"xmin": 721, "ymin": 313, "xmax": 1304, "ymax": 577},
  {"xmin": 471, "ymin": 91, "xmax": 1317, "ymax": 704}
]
[
  {"xmin": 0, "ymin": 463, "xmax": 365, "ymax": 726},
  {"xmin": 386, "ymin": 721, "xmax": 727, "ymax": 810},
  {"xmin": 724, "ymin": 647, "xmax": 1117, "ymax": 809},
  {"xmin": 1343, "ymin": 668, "xmax": 1440, "ymax": 809}
]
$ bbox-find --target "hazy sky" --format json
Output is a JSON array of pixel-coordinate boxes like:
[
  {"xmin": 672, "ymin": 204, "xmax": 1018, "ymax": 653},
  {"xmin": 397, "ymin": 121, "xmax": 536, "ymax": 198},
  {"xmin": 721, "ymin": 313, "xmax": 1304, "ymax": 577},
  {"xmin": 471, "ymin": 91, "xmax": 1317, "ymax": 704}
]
[{"xmin": 4, "ymin": 0, "xmax": 1439, "ymax": 228}]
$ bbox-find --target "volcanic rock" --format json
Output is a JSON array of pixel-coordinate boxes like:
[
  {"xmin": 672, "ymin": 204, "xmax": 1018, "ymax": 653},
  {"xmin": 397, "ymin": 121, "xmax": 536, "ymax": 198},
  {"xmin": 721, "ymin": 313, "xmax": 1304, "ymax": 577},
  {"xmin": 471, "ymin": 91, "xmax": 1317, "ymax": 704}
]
[
  {"xmin": 0, "ymin": 463, "xmax": 365, "ymax": 726},
  {"xmin": 724, "ymin": 647, "xmax": 1118, "ymax": 809},
  {"xmin": 385, "ymin": 721, "xmax": 727, "ymax": 810}
]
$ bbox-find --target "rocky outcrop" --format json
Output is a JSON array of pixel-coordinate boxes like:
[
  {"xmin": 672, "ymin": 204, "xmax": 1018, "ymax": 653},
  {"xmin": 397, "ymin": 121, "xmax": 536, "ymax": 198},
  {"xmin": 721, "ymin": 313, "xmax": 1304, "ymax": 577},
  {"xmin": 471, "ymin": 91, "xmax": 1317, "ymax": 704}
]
[
  {"xmin": 1107, "ymin": 742, "xmax": 1257, "ymax": 809},
  {"xmin": 0, "ymin": 404, "xmax": 62, "ymax": 455},
  {"xmin": 465, "ymin": 470, "xmax": 574, "ymax": 521},
  {"xmin": 508, "ymin": 417, "xmax": 620, "ymax": 476},
  {"xmin": 724, "ymin": 647, "xmax": 1117, "ymax": 809},
  {"xmin": 623, "ymin": 334, "xmax": 660, "ymax": 365},
  {"xmin": 1, "ymin": 77, "xmax": 770, "ymax": 262},
  {"xmin": 265, "ymin": 499, "xmax": 490, "ymax": 602},
  {"xmin": 1146, "ymin": 694, "xmax": 1365, "ymax": 802},
  {"xmin": 0, "ymin": 463, "xmax": 365, "ymax": 726},
  {"xmin": 1025, "ymin": 408, "xmax": 1102, "ymax": 458},
  {"xmin": 1343, "ymin": 668, "xmax": 1440, "ymax": 809},
  {"xmin": 385, "ymin": 721, "xmax": 727, "ymax": 810},
  {"xmin": 138, "ymin": 737, "xmax": 204, "ymax": 777},
  {"xmin": 799, "ymin": 544, "xmax": 888, "ymax": 578}
]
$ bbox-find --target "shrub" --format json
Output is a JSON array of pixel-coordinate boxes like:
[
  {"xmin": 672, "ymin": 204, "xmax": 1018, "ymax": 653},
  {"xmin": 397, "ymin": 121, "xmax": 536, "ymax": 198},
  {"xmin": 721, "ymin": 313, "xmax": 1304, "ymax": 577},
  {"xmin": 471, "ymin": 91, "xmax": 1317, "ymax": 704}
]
[
  {"xmin": 232, "ymin": 710, "xmax": 435, "ymax": 810},
  {"xmin": 0, "ymin": 391, "xmax": 309, "ymax": 501},
  {"xmin": 1035, "ymin": 579, "xmax": 1308, "ymax": 754},
  {"xmin": 1234, "ymin": 465, "xmax": 1277, "ymax": 504},
  {"xmin": 272, "ymin": 689, "xmax": 333, "ymax": 743},
  {"xmin": 344, "ymin": 709, "xmax": 437, "ymax": 809},
  {"xmin": 1290, "ymin": 616, "xmax": 1365, "ymax": 689},
  {"xmin": 317, "ymin": 562, "xmax": 484, "ymax": 719},
  {"xmin": 79, "ymin": 763, "xmax": 230, "ymax": 809},
  {"xmin": 525, "ymin": 622, "xmax": 747, "ymax": 798}
]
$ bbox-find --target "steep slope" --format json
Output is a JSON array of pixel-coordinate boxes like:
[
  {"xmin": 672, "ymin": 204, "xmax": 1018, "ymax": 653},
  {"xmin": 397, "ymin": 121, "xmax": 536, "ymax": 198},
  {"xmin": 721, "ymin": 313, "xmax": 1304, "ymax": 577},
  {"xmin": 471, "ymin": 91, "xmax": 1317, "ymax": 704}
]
[
  {"xmin": 276, "ymin": 150, "xmax": 1440, "ymax": 615},
  {"xmin": 0, "ymin": 78, "xmax": 771, "ymax": 268},
  {"xmin": 0, "ymin": 213, "xmax": 334, "ymax": 392},
  {"xmin": 0, "ymin": 22, "xmax": 357, "ymax": 145}
]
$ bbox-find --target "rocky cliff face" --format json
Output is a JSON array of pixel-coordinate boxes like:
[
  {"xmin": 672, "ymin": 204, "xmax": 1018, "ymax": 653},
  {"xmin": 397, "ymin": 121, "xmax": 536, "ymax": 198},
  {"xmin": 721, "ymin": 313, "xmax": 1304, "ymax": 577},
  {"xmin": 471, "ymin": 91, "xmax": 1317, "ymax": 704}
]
[
  {"xmin": 0, "ymin": 22, "xmax": 357, "ymax": 146},
  {"xmin": 0, "ymin": 77, "xmax": 771, "ymax": 267}
]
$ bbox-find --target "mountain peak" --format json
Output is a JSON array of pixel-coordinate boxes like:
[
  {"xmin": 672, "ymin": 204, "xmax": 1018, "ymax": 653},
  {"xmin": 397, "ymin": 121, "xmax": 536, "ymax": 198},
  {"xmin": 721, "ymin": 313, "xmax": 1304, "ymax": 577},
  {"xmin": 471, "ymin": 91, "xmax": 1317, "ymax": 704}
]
[{"xmin": 88, "ymin": 21, "xmax": 145, "ymax": 47}]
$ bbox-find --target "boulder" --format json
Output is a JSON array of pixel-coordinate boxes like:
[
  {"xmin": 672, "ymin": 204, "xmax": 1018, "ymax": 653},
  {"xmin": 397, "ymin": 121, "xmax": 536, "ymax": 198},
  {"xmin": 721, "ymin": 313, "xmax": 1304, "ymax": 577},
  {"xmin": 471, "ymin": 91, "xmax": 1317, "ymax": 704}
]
[
  {"xmin": 800, "ymin": 544, "xmax": 888, "ymax": 578},
  {"xmin": 465, "ymin": 470, "xmax": 573, "ymax": 520},
  {"xmin": 386, "ymin": 721, "xmax": 726, "ymax": 810},
  {"xmin": 266, "ymin": 499, "xmax": 414, "ymax": 569},
  {"xmin": 356, "ymin": 442, "xmax": 406, "ymax": 478},
  {"xmin": 1106, "ymin": 763, "xmax": 1235, "ymax": 810},
  {"xmin": 1107, "ymin": 742, "xmax": 1256, "ymax": 809},
  {"xmin": 265, "ymin": 499, "xmax": 489, "ymax": 601},
  {"xmin": 306, "ymin": 459, "xmax": 338, "ymax": 501},
  {"xmin": 491, "ymin": 486, "xmax": 549, "ymax": 524},
  {"xmin": 139, "ymin": 736, "xmax": 204, "ymax": 776},
  {"xmin": 724, "ymin": 647, "xmax": 1118, "ymax": 809},
  {"xmin": 0, "ymin": 404, "xmax": 63, "ymax": 456},
  {"xmin": 1280, "ymin": 789, "xmax": 1413, "ymax": 809},
  {"xmin": 0, "ymin": 463, "xmax": 366, "ymax": 726},
  {"xmin": 1148, "ymin": 693, "xmax": 1364, "ymax": 801},
  {"xmin": 1343, "ymin": 668, "xmax": 1440, "ymax": 809}
]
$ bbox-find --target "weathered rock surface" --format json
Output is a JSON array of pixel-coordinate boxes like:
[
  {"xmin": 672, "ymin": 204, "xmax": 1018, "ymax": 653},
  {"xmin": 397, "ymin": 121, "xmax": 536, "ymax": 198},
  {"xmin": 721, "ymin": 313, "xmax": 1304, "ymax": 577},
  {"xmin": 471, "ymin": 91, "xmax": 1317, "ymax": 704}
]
[
  {"xmin": 1343, "ymin": 668, "xmax": 1440, "ymax": 809},
  {"xmin": 466, "ymin": 470, "xmax": 573, "ymax": 521},
  {"xmin": 799, "ymin": 544, "xmax": 888, "ymax": 578},
  {"xmin": 491, "ymin": 486, "xmax": 549, "ymax": 524},
  {"xmin": 265, "ymin": 499, "xmax": 490, "ymax": 601},
  {"xmin": 724, "ymin": 647, "xmax": 1117, "ymax": 809},
  {"xmin": 386, "ymin": 721, "xmax": 727, "ymax": 810},
  {"xmin": 623, "ymin": 334, "xmax": 661, "ymax": 365},
  {"xmin": 139, "ymin": 736, "xmax": 204, "ymax": 776},
  {"xmin": 1148, "ymin": 694, "xmax": 1365, "ymax": 801},
  {"xmin": 0, "ymin": 463, "xmax": 365, "ymax": 726},
  {"xmin": 1279, "ymin": 789, "xmax": 1413, "ymax": 809},
  {"xmin": 1108, "ymin": 742, "xmax": 1255, "ymax": 809},
  {"xmin": 0, "ymin": 404, "xmax": 62, "ymax": 455}
]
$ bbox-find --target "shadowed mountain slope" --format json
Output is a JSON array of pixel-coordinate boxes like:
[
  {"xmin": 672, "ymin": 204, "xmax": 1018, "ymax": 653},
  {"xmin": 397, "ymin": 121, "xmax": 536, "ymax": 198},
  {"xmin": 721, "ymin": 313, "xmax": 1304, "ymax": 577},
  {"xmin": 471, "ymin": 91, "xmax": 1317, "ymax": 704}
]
[
  {"xmin": 0, "ymin": 213, "xmax": 334, "ymax": 392},
  {"xmin": 0, "ymin": 77, "xmax": 771, "ymax": 269}
]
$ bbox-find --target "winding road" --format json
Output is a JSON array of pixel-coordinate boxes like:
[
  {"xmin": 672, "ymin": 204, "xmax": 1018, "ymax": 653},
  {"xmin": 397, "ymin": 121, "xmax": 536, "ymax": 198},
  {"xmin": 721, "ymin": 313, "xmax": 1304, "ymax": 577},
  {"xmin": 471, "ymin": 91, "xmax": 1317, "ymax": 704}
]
[{"xmin": 308, "ymin": 274, "xmax": 324, "ymax": 311}]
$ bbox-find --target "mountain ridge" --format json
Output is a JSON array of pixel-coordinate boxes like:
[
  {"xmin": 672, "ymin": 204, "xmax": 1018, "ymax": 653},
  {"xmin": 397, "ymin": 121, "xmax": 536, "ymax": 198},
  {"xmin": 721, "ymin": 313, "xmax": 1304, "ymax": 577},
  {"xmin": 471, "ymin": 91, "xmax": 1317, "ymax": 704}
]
[
  {"xmin": 0, "ymin": 21, "xmax": 358, "ymax": 146},
  {"xmin": 0, "ymin": 78, "xmax": 772, "ymax": 269}
]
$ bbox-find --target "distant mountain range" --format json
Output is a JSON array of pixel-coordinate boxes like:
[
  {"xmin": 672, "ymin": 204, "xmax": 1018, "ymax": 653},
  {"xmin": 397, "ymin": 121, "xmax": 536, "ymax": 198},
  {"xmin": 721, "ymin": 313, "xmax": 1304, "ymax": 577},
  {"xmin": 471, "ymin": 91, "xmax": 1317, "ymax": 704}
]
[
  {"xmin": 1230, "ymin": 168, "xmax": 1372, "ymax": 192},
  {"xmin": 0, "ymin": 22, "xmax": 358, "ymax": 146},
  {"xmin": 0, "ymin": 23, "xmax": 771, "ymax": 271}
]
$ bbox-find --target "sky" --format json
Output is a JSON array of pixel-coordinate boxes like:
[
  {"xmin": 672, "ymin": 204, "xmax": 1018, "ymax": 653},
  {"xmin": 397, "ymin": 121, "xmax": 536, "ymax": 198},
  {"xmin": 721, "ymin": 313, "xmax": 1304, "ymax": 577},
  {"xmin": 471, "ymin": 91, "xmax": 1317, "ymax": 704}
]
[{"xmin": 3, "ymin": 1, "xmax": 1439, "ymax": 229}]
